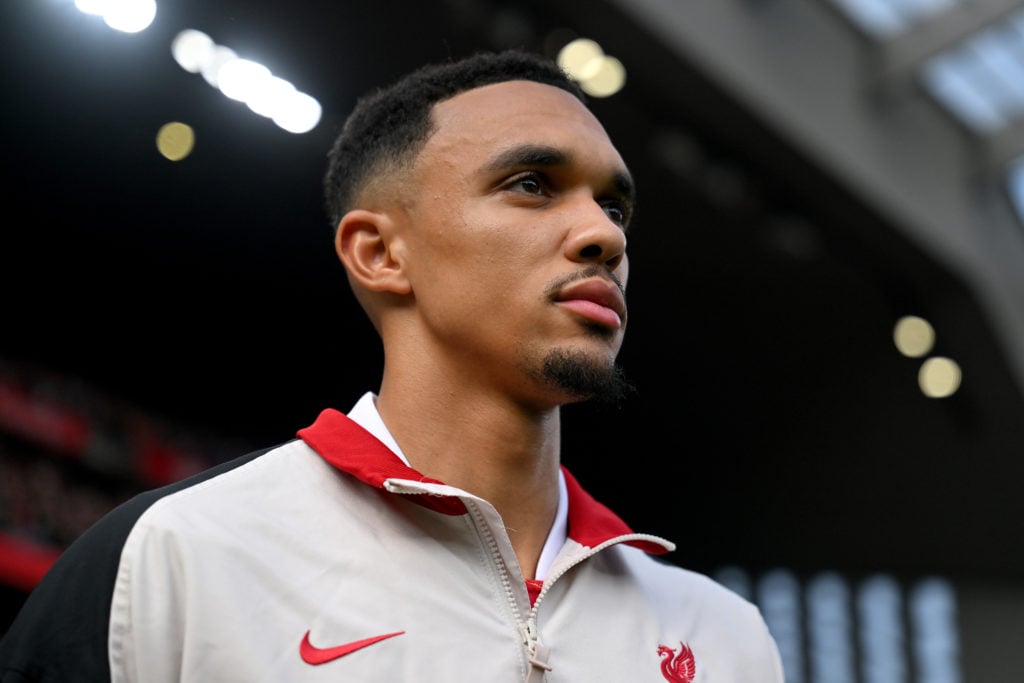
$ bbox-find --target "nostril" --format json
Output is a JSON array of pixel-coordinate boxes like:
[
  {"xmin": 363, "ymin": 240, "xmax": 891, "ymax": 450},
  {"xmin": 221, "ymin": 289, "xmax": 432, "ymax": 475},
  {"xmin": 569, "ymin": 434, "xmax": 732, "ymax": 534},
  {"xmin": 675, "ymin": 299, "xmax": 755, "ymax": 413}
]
[{"xmin": 579, "ymin": 244, "xmax": 602, "ymax": 258}]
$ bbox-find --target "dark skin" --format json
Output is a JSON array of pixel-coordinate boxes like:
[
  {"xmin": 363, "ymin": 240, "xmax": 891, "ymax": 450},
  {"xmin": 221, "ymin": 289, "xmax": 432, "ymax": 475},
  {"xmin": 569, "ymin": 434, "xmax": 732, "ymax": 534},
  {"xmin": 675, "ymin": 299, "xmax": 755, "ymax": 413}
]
[{"xmin": 335, "ymin": 80, "xmax": 633, "ymax": 579}]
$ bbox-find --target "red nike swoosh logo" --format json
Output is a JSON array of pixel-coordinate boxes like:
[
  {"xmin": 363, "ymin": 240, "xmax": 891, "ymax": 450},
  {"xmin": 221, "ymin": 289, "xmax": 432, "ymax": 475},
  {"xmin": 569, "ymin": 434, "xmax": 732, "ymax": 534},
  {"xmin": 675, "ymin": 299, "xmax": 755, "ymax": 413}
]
[{"xmin": 299, "ymin": 629, "xmax": 405, "ymax": 665}]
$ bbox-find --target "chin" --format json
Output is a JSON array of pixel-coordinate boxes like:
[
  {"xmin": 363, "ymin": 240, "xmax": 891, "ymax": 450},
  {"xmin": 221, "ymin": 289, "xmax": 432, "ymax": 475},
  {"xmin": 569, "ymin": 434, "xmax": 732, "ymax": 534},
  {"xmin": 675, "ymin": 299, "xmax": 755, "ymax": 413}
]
[{"xmin": 541, "ymin": 348, "xmax": 632, "ymax": 405}]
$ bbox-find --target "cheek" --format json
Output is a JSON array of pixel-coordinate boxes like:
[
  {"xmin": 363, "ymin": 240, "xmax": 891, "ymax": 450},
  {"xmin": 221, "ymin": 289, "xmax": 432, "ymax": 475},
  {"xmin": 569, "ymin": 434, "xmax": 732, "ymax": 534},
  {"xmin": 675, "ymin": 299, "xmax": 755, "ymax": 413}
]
[
  {"xmin": 415, "ymin": 200, "xmax": 562, "ymax": 296},
  {"xmin": 452, "ymin": 209, "xmax": 550, "ymax": 272},
  {"xmin": 437, "ymin": 234, "xmax": 542, "ymax": 318}
]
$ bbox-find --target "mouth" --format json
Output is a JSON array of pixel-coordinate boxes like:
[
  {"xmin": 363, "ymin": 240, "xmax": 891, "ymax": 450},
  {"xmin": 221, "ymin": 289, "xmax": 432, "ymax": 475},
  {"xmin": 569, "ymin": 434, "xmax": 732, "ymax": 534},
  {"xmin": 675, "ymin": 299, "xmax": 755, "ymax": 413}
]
[{"xmin": 553, "ymin": 277, "xmax": 626, "ymax": 330}]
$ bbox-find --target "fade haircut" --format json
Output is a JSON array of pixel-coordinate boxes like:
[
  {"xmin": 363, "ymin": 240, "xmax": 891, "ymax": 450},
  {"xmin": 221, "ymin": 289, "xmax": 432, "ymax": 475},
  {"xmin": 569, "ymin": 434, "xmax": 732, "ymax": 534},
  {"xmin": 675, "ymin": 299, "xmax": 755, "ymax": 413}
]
[{"xmin": 323, "ymin": 49, "xmax": 587, "ymax": 232}]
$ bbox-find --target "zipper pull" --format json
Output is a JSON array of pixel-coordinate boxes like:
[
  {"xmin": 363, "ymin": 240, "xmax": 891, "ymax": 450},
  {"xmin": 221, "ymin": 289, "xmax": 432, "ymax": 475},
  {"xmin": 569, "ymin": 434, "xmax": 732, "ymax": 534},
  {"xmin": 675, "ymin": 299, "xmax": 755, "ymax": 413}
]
[{"xmin": 522, "ymin": 621, "xmax": 552, "ymax": 683}]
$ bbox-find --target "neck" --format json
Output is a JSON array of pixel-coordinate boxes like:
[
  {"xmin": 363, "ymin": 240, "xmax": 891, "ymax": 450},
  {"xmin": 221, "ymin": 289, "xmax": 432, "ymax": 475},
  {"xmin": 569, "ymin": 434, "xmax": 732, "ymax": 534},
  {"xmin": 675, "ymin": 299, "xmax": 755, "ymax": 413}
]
[{"xmin": 374, "ymin": 373, "xmax": 563, "ymax": 578}]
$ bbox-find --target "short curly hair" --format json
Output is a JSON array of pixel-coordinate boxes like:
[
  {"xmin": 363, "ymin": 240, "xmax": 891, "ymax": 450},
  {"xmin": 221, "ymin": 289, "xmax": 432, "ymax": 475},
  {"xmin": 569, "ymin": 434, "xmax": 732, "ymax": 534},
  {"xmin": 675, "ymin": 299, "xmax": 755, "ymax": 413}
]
[{"xmin": 322, "ymin": 49, "xmax": 586, "ymax": 232}]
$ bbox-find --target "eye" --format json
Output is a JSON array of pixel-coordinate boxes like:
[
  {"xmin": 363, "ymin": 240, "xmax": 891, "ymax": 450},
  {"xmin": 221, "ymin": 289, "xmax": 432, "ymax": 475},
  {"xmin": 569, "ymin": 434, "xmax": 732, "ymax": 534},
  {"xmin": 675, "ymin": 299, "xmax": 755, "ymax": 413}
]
[
  {"xmin": 506, "ymin": 172, "xmax": 547, "ymax": 196},
  {"xmin": 602, "ymin": 201, "xmax": 629, "ymax": 226}
]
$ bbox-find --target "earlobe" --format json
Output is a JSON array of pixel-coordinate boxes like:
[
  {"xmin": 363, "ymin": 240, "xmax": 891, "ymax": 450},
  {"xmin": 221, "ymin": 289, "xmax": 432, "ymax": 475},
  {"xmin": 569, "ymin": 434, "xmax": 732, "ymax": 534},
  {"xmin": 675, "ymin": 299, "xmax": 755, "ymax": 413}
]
[{"xmin": 335, "ymin": 209, "xmax": 411, "ymax": 295}]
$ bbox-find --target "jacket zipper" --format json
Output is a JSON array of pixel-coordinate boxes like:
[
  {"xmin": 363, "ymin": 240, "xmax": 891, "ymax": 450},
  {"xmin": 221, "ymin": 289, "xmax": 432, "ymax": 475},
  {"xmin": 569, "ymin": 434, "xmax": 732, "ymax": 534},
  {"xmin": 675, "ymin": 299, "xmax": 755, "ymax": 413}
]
[
  {"xmin": 531, "ymin": 533, "xmax": 671, "ymax": 614},
  {"xmin": 463, "ymin": 499, "xmax": 555, "ymax": 682},
  {"xmin": 387, "ymin": 481, "xmax": 671, "ymax": 681}
]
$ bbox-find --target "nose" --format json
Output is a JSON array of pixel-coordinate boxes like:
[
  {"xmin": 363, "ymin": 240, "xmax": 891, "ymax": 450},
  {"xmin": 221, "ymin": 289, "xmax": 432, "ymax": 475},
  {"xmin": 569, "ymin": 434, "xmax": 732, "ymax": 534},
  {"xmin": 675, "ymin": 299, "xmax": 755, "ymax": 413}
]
[{"xmin": 564, "ymin": 198, "xmax": 627, "ymax": 272}]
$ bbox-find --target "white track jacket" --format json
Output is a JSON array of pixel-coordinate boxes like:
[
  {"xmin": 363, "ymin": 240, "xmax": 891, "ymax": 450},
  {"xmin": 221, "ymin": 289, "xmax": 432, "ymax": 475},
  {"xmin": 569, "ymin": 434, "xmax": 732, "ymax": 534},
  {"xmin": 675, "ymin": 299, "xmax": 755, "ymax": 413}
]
[{"xmin": 0, "ymin": 408, "xmax": 784, "ymax": 682}]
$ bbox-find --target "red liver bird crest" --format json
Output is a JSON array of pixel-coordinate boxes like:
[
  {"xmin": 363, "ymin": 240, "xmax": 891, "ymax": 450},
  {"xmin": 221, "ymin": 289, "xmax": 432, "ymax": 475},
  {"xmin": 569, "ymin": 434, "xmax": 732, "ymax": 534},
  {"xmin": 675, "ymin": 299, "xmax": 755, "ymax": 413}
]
[{"xmin": 657, "ymin": 641, "xmax": 696, "ymax": 683}]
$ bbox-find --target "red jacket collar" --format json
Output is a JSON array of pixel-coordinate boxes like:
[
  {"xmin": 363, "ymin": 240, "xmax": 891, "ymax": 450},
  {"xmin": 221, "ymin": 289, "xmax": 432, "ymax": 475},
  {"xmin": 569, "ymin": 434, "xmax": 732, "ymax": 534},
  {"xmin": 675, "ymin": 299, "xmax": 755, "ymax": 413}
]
[{"xmin": 297, "ymin": 408, "xmax": 667, "ymax": 554}]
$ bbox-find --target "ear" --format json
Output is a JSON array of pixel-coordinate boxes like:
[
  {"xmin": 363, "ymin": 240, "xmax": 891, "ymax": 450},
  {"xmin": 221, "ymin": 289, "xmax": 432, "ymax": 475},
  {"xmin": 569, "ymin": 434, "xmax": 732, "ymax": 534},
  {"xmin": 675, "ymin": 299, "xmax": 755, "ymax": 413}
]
[{"xmin": 334, "ymin": 209, "xmax": 412, "ymax": 295}]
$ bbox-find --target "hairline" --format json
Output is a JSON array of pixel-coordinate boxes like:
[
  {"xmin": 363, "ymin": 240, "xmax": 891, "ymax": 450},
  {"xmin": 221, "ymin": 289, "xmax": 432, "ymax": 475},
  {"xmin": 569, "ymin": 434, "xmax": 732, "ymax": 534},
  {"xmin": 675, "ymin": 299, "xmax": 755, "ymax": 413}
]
[
  {"xmin": 357, "ymin": 80, "xmax": 596, "ymax": 207},
  {"xmin": 324, "ymin": 52, "xmax": 587, "ymax": 233}
]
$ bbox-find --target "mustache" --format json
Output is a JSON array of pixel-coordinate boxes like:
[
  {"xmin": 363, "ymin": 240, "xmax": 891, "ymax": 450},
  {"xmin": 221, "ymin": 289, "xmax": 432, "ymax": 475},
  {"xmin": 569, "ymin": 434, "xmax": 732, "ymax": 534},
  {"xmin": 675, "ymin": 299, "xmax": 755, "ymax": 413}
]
[{"xmin": 545, "ymin": 265, "xmax": 625, "ymax": 299}]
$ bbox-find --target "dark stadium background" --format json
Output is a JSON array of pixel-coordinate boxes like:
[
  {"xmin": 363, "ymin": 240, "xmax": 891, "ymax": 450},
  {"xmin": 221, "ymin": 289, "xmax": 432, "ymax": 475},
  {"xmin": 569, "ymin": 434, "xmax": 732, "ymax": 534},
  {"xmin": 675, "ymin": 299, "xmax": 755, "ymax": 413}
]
[{"xmin": 3, "ymin": 1, "xmax": 1023, "ymax": 679}]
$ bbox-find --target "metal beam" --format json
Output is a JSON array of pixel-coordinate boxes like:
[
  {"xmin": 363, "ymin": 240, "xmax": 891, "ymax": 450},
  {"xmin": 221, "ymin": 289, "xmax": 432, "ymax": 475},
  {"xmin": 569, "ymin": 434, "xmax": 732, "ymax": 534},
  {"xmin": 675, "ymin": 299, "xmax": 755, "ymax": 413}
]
[
  {"xmin": 983, "ymin": 114, "xmax": 1024, "ymax": 170},
  {"xmin": 870, "ymin": 0, "xmax": 1024, "ymax": 97}
]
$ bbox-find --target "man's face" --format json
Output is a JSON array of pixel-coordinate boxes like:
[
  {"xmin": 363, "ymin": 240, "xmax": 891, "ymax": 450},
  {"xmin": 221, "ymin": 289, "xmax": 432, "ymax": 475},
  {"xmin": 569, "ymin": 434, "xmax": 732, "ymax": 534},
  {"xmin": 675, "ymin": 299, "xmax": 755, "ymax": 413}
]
[{"xmin": 395, "ymin": 79, "xmax": 634, "ymax": 407}]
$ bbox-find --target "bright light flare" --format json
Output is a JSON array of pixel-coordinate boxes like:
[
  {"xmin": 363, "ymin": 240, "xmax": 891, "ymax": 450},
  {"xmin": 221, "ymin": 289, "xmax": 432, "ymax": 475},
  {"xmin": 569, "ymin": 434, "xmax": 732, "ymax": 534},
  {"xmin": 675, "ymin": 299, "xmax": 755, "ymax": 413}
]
[
  {"xmin": 156, "ymin": 122, "xmax": 195, "ymax": 161},
  {"xmin": 247, "ymin": 77, "xmax": 297, "ymax": 118},
  {"xmin": 273, "ymin": 91, "xmax": 322, "ymax": 134},
  {"xmin": 556, "ymin": 37, "xmax": 626, "ymax": 98},
  {"xmin": 172, "ymin": 29, "xmax": 215, "ymax": 73},
  {"xmin": 918, "ymin": 357, "xmax": 962, "ymax": 398},
  {"xmin": 893, "ymin": 315, "xmax": 935, "ymax": 358},
  {"xmin": 76, "ymin": 0, "xmax": 156, "ymax": 32},
  {"xmin": 558, "ymin": 38, "xmax": 605, "ymax": 80},
  {"xmin": 579, "ymin": 56, "xmax": 626, "ymax": 97},
  {"xmin": 218, "ymin": 59, "xmax": 272, "ymax": 103},
  {"xmin": 200, "ymin": 45, "xmax": 238, "ymax": 88},
  {"xmin": 172, "ymin": 29, "xmax": 321, "ymax": 133},
  {"xmin": 74, "ymin": 0, "xmax": 108, "ymax": 15},
  {"xmin": 103, "ymin": 0, "xmax": 156, "ymax": 33}
]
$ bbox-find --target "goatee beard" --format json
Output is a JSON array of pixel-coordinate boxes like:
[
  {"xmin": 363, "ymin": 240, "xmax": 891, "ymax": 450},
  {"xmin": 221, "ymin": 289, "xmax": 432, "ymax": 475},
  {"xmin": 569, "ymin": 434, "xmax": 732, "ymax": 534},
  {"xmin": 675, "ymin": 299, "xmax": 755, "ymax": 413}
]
[{"xmin": 542, "ymin": 348, "xmax": 634, "ymax": 406}]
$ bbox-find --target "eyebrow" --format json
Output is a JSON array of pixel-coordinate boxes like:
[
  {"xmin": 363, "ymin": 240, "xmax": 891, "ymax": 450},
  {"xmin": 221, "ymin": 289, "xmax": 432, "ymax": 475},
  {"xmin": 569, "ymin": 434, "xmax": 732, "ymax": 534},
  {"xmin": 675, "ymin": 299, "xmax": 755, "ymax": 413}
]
[
  {"xmin": 484, "ymin": 144, "xmax": 570, "ymax": 173},
  {"xmin": 484, "ymin": 143, "xmax": 636, "ymax": 207}
]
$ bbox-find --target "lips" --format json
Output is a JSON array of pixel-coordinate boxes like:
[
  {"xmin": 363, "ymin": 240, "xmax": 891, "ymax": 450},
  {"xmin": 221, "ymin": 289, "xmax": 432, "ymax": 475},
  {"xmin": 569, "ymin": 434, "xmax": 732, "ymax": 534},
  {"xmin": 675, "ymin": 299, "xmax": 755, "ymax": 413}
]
[{"xmin": 554, "ymin": 278, "xmax": 626, "ymax": 330}]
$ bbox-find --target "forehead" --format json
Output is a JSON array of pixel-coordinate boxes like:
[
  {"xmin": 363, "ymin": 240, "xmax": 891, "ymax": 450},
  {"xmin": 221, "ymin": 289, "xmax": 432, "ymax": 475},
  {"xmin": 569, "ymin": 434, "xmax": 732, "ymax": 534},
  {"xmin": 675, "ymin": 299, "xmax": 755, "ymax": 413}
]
[{"xmin": 423, "ymin": 80, "xmax": 626, "ymax": 172}]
